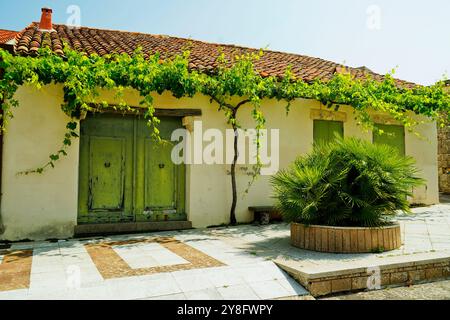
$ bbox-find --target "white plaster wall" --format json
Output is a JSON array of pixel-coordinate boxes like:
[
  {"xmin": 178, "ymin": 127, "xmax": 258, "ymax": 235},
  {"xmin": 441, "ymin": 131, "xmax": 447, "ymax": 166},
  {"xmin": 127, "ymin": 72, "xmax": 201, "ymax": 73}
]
[
  {"xmin": 0, "ymin": 85, "xmax": 439, "ymax": 240},
  {"xmin": 405, "ymin": 118, "xmax": 439, "ymax": 204},
  {"xmin": 0, "ymin": 85, "xmax": 80, "ymax": 241}
]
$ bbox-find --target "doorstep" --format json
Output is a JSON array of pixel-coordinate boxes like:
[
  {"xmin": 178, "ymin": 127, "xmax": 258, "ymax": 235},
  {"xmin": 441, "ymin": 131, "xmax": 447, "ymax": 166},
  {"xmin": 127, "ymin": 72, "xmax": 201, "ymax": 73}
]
[
  {"xmin": 274, "ymin": 251, "xmax": 450, "ymax": 297},
  {"xmin": 74, "ymin": 221, "xmax": 193, "ymax": 237}
]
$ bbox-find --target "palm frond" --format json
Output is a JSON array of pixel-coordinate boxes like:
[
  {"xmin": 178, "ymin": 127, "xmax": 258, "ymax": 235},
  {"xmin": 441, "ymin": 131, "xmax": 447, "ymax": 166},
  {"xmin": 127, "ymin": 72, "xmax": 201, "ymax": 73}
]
[{"xmin": 271, "ymin": 136, "xmax": 425, "ymax": 227}]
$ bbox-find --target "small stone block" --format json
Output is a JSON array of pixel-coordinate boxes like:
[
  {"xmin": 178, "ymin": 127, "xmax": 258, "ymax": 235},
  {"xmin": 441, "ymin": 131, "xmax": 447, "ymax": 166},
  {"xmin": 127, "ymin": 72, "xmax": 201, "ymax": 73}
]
[
  {"xmin": 381, "ymin": 273, "xmax": 390, "ymax": 286},
  {"xmin": 309, "ymin": 280, "xmax": 332, "ymax": 296},
  {"xmin": 390, "ymin": 271, "xmax": 408, "ymax": 284},
  {"xmin": 425, "ymin": 268, "xmax": 443, "ymax": 280},
  {"xmin": 331, "ymin": 278, "xmax": 352, "ymax": 293},
  {"xmin": 351, "ymin": 276, "xmax": 368, "ymax": 290},
  {"xmin": 408, "ymin": 270, "xmax": 426, "ymax": 283},
  {"xmin": 443, "ymin": 266, "xmax": 450, "ymax": 277}
]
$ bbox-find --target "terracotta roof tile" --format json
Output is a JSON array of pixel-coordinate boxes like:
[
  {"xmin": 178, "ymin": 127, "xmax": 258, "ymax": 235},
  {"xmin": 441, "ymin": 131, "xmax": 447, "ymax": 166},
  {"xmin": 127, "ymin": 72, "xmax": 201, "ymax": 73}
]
[
  {"xmin": 0, "ymin": 29, "xmax": 18, "ymax": 44},
  {"xmin": 12, "ymin": 23, "xmax": 417, "ymax": 88}
]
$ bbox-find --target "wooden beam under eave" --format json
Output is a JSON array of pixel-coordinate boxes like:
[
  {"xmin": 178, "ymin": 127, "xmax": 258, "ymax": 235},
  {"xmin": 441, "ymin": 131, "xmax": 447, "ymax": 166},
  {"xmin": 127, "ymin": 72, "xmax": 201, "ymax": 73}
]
[{"xmin": 86, "ymin": 104, "xmax": 202, "ymax": 118}]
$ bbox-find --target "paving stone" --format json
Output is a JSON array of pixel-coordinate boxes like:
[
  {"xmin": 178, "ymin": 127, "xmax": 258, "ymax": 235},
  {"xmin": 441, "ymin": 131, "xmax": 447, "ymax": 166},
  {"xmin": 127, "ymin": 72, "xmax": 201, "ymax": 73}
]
[
  {"xmin": 145, "ymin": 293, "xmax": 187, "ymax": 300},
  {"xmin": 232, "ymin": 263, "xmax": 283, "ymax": 283},
  {"xmin": 249, "ymin": 280, "xmax": 291, "ymax": 300},
  {"xmin": 172, "ymin": 272, "xmax": 214, "ymax": 293},
  {"xmin": 142, "ymin": 276, "xmax": 183, "ymax": 298},
  {"xmin": 106, "ymin": 281, "xmax": 152, "ymax": 300},
  {"xmin": 0, "ymin": 289, "xmax": 29, "ymax": 300},
  {"xmin": 217, "ymin": 284, "xmax": 260, "ymax": 300},
  {"xmin": 276, "ymin": 277, "xmax": 309, "ymax": 296},
  {"xmin": 185, "ymin": 288, "xmax": 224, "ymax": 300},
  {"xmin": 205, "ymin": 268, "xmax": 247, "ymax": 287}
]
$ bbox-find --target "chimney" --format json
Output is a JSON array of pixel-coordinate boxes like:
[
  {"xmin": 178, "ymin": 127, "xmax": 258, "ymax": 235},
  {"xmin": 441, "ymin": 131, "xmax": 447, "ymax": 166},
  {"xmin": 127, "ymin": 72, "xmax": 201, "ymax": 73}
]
[{"xmin": 39, "ymin": 8, "xmax": 53, "ymax": 31}]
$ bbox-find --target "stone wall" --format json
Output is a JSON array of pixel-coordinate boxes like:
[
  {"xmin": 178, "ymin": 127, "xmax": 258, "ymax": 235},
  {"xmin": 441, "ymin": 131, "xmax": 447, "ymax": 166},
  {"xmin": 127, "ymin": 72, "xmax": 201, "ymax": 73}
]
[
  {"xmin": 278, "ymin": 255, "xmax": 450, "ymax": 297},
  {"xmin": 438, "ymin": 124, "xmax": 450, "ymax": 193},
  {"xmin": 439, "ymin": 82, "xmax": 450, "ymax": 194}
]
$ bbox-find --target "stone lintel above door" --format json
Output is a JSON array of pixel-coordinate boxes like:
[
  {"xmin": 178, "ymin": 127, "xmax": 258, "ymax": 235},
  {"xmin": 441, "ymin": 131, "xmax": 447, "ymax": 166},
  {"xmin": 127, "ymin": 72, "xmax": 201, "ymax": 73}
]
[
  {"xmin": 310, "ymin": 109, "xmax": 347, "ymax": 122},
  {"xmin": 182, "ymin": 116, "xmax": 201, "ymax": 133},
  {"xmin": 86, "ymin": 103, "xmax": 202, "ymax": 118},
  {"xmin": 371, "ymin": 114, "xmax": 401, "ymax": 125}
]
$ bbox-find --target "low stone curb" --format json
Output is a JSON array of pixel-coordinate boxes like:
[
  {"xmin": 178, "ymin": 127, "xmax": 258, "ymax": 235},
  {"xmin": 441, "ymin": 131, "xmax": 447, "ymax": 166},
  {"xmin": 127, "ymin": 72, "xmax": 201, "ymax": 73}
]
[{"xmin": 274, "ymin": 252, "xmax": 450, "ymax": 297}]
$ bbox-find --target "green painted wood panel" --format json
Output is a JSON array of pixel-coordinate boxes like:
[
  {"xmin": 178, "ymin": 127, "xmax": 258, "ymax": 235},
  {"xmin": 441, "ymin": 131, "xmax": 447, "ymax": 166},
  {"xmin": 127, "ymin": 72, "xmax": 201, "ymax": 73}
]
[
  {"xmin": 313, "ymin": 120, "xmax": 344, "ymax": 144},
  {"xmin": 135, "ymin": 117, "xmax": 186, "ymax": 222},
  {"xmin": 78, "ymin": 113, "xmax": 186, "ymax": 224},
  {"xmin": 373, "ymin": 124, "xmax": 405, "ymax": 156},
  {"xmin": 79, "ymin": 114, "xmax": 134, "ymax": 224},
  {"xmin": 145, "ymin": 138, "xmax": 175, "ymax": 208},
  {"xmin": 89, "ymin": 137, "xmax": 125, "ymax": 211}
]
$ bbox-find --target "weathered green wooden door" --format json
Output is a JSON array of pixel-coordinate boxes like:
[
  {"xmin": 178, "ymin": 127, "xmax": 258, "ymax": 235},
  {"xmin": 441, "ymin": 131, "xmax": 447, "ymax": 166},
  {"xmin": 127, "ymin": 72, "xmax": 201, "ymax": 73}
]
[
  {"xmin": 313, "ymin": 120, "xmax": 344, "ymax": 144},
  {"xmin": 78, "ymin": 115, "xmax": 134, "ymax": 224},
  {"xmin": 134, "ymin": 117, "xmax": 185, "ymax": 222},
  {"xmin": 78, "ymin": 114, "xmax": 186, "ymax": 224},
  {"xmin": 373, "ymin": 124, "xmax": 405, "ymax": 156}
]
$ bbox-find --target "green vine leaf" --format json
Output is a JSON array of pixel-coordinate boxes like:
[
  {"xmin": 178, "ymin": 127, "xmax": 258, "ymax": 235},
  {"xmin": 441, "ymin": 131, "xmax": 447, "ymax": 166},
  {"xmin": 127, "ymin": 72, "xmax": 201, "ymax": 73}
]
[{"xmin": 0, "ymin": 46, "xmax": 449, "ymax": 178}]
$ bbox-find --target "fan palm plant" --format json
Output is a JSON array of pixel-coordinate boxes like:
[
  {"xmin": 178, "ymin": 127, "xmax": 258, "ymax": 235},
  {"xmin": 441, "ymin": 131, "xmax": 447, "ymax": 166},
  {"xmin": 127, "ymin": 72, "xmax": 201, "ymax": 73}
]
[{"xmin": 271, "ymin": 136, "xmax": 424, "ymax": 227}]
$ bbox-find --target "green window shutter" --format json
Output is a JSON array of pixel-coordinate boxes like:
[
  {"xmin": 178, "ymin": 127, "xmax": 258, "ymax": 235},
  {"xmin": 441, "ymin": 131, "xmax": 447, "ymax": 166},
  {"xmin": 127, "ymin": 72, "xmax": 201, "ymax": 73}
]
[
  {"xmin": 313, "ymin": 120, "xmax": 344, "ymax": 144},
  {"xmin": 373, "ymin": 124, "xmax": 405, "ymax": 156}
]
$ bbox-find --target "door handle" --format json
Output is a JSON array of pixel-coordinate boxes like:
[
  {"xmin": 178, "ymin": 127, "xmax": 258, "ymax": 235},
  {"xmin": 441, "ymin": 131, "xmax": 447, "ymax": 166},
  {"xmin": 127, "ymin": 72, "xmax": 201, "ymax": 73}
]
[
  {"xmin": 104, "ymin": 162, "xmax": 111, "ymax": 168},
  {"xmin": 159, "ymin": 163, "xmax": 165, "ymax": 169}
]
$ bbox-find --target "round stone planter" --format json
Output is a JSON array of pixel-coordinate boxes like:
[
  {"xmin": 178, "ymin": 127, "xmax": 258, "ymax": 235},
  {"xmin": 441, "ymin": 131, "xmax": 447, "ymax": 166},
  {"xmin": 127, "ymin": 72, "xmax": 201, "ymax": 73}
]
[{"xmin": 291, "ymin": 222, "xmax": 401, "ymax": 253}]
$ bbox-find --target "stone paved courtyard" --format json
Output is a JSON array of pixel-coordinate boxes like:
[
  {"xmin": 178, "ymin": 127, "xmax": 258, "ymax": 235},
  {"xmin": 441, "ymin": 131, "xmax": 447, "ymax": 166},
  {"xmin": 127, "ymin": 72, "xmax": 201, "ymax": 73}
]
[
  {"xmin": 207, "ymin": 201, "xmax": 450, "ymax": 269},
  {"xmin": 0, "ymin": 199, "xmax": 449, "ymax": 300},
  {"xmin": 0, "ymin": 231, "xmax": 308, "ymax": 300}
]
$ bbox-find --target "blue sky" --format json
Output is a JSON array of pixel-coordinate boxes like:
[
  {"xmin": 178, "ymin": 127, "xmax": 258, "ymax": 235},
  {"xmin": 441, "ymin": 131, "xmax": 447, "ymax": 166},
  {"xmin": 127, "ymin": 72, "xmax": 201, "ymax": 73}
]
[{"xmin": 1, "ymin": 0, "xmax": 448, "ymax": 85}]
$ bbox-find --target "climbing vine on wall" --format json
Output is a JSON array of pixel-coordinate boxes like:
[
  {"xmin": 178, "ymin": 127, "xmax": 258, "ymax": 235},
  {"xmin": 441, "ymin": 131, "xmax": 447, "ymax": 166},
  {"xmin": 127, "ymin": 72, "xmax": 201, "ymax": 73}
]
[{"xmin": 0, "ymin": 46, "xmax": 449, "ymax": 223}]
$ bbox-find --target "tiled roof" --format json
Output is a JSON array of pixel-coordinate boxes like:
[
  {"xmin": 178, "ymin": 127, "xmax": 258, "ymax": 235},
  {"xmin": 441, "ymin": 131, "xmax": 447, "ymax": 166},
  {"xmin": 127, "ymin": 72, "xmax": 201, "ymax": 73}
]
[
  {"xmin": 13, "ymin": 23, "xmax": 417, "ymax": 87},
  {"xmin": 0, "ymin": 29, "xmax": 18, "ymax": 44}
]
